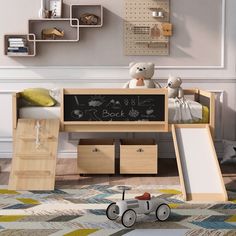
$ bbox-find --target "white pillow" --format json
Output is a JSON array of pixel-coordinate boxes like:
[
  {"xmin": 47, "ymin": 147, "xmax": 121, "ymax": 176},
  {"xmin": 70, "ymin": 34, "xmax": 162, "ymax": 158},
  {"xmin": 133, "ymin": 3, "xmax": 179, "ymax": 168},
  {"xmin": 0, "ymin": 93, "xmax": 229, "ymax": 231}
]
[
  {"xmin": 49, "ymin": 88, "xmax": 61, "ymax": 105},
  {"xmin": 221, "ymin": 139, "xmax": 236, "ymax": 163}
]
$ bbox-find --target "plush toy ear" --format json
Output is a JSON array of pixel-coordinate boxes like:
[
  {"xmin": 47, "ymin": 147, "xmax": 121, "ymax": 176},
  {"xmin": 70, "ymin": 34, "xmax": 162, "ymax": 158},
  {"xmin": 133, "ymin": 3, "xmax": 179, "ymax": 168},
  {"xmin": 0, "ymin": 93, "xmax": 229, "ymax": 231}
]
[
  {"xmin": 168, "ymin": 74, "xmax": 173, "ymax": 82},
  {"xmin": 147, "ymin": 62, "xmax": 154, "ymax": 68},
  {"xmin": 129, "ymin": 62, "xmax": 136, "ymax": 68},
  {"xmin": 177, "ymin": 77, "xmax": 182, "ymax": 83}
]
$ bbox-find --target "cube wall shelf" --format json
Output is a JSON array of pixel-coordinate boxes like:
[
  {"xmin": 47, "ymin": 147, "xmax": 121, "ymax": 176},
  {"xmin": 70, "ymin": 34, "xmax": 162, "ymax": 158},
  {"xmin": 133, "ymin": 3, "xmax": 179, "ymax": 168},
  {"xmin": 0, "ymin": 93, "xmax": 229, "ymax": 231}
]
[
  {"xmin": 4, "ymin": 34, "xmax": 36, "ymax": 57},
  {"xmin": 28, "ymin": 18, "xmax": 79, "ymax": 42},
  {"xmin": 4, "ymin": 3, "xmax": 103, "ymax": 57},
  {"xmin": 70, "ymin": 5, "xmax": 103, "ymax": 27}
]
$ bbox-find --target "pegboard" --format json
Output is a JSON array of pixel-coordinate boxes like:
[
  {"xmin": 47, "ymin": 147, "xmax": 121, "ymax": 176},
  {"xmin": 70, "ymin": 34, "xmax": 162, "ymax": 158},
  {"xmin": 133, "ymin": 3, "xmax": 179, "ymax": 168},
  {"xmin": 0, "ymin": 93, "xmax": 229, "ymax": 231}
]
[
  {"xmin": 124, "ymin": 22, "xmax": 169, "ymax": 55},
  {"xmin": 124, "ymin": 0, "xmax": 169, "ymax": 22},
  {"xmin": 124, "ymin": 0, "xmax": 171, "ymax": 56}
]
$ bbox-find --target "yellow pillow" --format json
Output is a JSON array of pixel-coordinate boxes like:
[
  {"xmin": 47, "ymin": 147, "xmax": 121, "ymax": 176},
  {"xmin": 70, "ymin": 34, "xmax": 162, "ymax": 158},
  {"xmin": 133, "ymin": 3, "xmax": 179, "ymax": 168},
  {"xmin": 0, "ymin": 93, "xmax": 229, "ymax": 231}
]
[
  {"xmin": 201, "ymin": 105, "xmax": 209, "ymax": 123},
  {"xmin": 20, "ymin": 88, "xmax": 56, "ymax": 107},
  {"xmin": 192, "ymin": 105, "xmax": 209, "ymax": 124}
]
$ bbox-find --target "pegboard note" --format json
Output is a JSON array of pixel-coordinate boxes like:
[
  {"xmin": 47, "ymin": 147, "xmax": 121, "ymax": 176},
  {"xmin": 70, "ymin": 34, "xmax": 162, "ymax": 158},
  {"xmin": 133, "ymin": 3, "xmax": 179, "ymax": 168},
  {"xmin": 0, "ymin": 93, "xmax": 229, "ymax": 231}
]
[{"xmin": 124, "ymin": 0, "xmax": 171, "ymax": 56}]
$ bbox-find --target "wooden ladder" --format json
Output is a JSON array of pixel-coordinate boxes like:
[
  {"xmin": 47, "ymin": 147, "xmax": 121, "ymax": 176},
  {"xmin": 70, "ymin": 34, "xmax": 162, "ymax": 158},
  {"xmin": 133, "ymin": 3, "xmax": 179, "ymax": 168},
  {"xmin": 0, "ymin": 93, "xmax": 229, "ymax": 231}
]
[{"xmin": 8, "ymin": 119, "xmax": 60, "ymax": 190}]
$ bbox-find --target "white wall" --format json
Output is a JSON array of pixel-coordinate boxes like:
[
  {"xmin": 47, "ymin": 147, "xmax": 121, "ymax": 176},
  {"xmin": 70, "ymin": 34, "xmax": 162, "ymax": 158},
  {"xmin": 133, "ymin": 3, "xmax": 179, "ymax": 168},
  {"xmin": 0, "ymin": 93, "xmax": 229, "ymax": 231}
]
[
  {"xmin": 0, "ymin": 0, "xmax": 224, "ymax": 67},
  {"xmin": 0, "ymin": 0, "xmax": 235, "ymax": 158}
]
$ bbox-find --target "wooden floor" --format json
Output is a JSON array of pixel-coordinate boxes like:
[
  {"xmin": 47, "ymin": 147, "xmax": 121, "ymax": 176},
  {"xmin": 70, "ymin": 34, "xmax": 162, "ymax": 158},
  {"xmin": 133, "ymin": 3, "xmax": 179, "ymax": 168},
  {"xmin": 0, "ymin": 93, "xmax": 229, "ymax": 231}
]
[{"xmin": 1, "ymin": 158, "xmax": 236, "ymax": 190}]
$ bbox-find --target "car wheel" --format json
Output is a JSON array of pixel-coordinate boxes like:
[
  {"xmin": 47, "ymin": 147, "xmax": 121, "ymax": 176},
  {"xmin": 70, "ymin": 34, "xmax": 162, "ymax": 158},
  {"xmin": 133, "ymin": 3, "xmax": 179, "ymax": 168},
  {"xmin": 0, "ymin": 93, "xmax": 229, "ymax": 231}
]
[
  {"xmin": 106, "ymin": 203, "xmax": 119, "ymax": 220},
  {"xmin": 121, "ymin": 209, "xmax": 137, "ymax": 228},
  {"xmin": 156, "ymin": 204, "xmax": 171, "ymax": 221}
]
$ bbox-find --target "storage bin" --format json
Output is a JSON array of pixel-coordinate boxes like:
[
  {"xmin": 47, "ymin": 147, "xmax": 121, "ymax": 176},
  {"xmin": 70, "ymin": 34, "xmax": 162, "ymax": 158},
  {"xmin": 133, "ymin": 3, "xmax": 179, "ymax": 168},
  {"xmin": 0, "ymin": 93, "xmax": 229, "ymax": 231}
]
[
  {"xmin": 120, "ymin": 139, "xmax": 157, "ymax": 174},
  {"xmin": 77, "ymin": 139, "xmax": 115, "ymax": 174}
]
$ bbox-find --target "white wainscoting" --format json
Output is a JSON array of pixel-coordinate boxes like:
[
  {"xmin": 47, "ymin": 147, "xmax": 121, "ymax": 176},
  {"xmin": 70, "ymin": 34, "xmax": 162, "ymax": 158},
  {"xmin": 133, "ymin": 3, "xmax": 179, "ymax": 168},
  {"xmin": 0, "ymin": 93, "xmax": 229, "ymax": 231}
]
[{"xmin": 0, "ymin": 78, "xmax": 231, "ymax": 159}]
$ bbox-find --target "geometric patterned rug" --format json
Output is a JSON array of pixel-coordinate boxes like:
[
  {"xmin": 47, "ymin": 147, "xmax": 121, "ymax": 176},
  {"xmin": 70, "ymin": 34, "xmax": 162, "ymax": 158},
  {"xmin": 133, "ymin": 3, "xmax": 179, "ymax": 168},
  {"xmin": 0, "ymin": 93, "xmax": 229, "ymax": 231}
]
[{"xmin": 0, "ymin": 184, "xmax": 236, "ymax": 236}]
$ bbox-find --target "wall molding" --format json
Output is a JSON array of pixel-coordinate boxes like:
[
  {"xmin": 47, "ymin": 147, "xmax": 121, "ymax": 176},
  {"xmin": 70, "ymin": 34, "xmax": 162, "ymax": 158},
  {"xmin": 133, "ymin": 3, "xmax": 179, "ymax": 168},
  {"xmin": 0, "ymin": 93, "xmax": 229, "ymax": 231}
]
[
  {"xmin": 0, "ymin": 138, "xmax": 12, "ymax": 142},
  {"xmin": 0, "ymin": 77, "xmax": 235, "ymax": 84},
  {"xmin": 0, "ymin": 0, "xmax": 226, "ymax": 70}
]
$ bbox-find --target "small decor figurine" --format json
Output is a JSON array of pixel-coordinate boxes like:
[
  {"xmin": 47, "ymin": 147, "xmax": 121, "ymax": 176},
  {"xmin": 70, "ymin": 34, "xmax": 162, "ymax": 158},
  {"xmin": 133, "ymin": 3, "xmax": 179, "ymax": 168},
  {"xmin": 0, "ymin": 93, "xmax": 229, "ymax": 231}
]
[
  {"xmin": 45, "ymin": 10, "xmax": 53, "ymax": 18},
  {"xmin": 123, "ymin": 62, "xmax": 161, "ymax": 89},
  {"xmin": 79, "ymin": 13, "xmax": 99, "ymax": 25},
  {"xmin": 150, "ymin": 25, "xmax": 161, "ymax": 39},
  {"xmin": 166, "ymin": 75, "xmax": 184, "ymax": 99},
  {"xmin": 41, "ymin": 28, "xmax": 64, "ymax": 40},
  {"xmin": 151, "ymin": 7, "xmax": 165, "ymax": 18},
  {"xmin": 39, "ymin": 0, "xmax": 46, "ymax": 18},
  {"xmin": 49, "ymin": 0, "xmax": 62, "ymax": 18},
  {"xmin": 106, "ymin": 186, "xmax": 171, "ymax": 228}
]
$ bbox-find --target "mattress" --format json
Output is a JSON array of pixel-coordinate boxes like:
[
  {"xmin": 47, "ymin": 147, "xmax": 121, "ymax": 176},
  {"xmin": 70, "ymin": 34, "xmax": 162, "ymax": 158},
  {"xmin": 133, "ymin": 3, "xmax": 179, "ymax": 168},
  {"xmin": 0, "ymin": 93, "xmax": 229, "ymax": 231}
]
[
  {"xmin": 169, "ymin": 105, "xmax": 209, "ymax": 123},
  {"xmin": 168, "ymin": 98, "xmax": 209, "ymax": 123},
  {"xmin": 19, "ymin": 101, "xmax": 209, "ymax": 123},
  {"xmin": 19, "ymin": 106, "xmax": 61, "ymax": 119}
]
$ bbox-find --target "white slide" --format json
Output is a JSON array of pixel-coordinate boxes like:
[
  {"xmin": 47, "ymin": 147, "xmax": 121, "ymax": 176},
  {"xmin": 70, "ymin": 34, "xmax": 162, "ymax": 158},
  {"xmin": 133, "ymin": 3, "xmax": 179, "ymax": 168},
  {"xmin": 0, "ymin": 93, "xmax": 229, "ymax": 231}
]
[{"xmin": 172, "ymin": 124, "xmax": 228, "ymax": 202}]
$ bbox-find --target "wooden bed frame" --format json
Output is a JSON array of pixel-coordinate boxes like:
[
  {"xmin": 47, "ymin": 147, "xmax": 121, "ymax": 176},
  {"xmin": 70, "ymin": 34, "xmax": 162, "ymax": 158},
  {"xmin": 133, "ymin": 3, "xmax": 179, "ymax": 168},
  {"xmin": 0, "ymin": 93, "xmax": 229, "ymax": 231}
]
[
  {"xmin": 12, "ymin": 88, "xmax": 215, "ymax": 136},
  {"xmin": 10, "ymin": 88, "xmax": 218, "ymax": 194}
]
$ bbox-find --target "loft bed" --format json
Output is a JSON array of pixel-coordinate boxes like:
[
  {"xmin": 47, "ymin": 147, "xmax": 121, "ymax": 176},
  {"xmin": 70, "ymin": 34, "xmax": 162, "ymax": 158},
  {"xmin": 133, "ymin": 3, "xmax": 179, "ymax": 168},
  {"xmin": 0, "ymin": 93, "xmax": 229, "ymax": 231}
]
[{"xmin": 13, "ymin": 88, "xmax": 215, "ymax": 136}]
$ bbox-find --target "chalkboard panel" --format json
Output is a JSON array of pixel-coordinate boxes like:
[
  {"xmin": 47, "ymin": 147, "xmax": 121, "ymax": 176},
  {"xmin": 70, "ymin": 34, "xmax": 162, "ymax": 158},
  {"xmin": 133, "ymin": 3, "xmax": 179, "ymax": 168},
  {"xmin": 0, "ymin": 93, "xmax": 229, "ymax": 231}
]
[{"xmin": 64, "ymin": 94, "xmax": 165, "ymax": 122}]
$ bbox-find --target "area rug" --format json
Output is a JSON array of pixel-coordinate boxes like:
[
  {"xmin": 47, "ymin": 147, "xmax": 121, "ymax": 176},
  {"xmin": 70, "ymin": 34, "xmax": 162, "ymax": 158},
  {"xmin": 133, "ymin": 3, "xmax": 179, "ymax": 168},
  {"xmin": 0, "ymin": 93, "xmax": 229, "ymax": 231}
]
[{"xmin": 0, "ymin": 184, "xmax": 236, "ymax": 236}]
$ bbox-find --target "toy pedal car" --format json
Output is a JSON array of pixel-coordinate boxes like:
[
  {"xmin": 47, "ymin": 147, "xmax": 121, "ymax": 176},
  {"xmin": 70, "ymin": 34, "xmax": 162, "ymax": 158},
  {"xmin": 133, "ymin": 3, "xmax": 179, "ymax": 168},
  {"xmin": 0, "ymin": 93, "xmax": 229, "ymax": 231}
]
[{"xmin": 106, "ymin": 186, "xmax": 171, "ymax": 228}]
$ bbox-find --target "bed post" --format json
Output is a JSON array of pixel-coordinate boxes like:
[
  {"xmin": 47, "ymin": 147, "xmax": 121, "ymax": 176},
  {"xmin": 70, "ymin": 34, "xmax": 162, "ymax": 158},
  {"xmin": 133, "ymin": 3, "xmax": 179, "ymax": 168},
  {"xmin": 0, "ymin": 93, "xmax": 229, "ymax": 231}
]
[
  {"xmin": 60, "ymin": 88, "xmax": 65, "ymax": 131},
  {"xmin": 12, "ymin": 93, "xmax": 20, "ymax": 135},
  {"xmin": 209, "ymin": 92, "xmax": 215, "ymax": 138},
  {"xmin": 198, "ymin": 90, "xmax": 215, "ymax": 138}
]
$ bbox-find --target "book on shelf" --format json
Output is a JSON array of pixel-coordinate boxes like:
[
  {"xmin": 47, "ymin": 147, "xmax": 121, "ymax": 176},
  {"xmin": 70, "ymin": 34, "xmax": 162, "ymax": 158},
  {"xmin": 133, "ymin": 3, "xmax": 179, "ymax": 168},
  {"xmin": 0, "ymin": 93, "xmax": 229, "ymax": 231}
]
[
  {"xmin": 8, "ymin": 38, "xmax": 27, "ymax": 47},
  {"xmin": 7, "ymin": 52, "xmax": 29, "ymax": 56},
  {"xmin": 8, "ymin": 47, "xmax": 28, "ymax": 53},
  {"xmin": 9, "ymin": 42, "xmax": 26, "ymax": 47},
  {"xmin": 8, "ymin": 38, "xmax": 26, "ymax": 42}
]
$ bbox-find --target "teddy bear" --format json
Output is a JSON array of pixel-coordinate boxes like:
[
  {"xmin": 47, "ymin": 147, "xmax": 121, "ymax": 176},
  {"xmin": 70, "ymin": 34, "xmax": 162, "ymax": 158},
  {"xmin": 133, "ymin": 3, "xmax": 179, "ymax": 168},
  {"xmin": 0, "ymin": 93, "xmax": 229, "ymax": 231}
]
[
  {"xmin": 166, "ymin": 75, "xmax": 184, "ymax": 99},
  {"xmin": 123, "ymin": 62, "xmax": 161, "ymax": 89}
]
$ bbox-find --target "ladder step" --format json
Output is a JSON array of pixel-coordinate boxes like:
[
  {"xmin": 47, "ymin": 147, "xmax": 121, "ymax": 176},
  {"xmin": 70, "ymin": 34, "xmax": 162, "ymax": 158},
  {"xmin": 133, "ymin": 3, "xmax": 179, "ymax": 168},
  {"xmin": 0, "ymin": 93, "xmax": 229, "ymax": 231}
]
[
  {"xmin": 9, "ymin": 119, "xmax": 60, "ymax": 190},
  {"xmin": 17, "ymin": 153, "xmax": 53, "ymax": 160},
  {"xmin": 14, "ymin": 170, "xmax": 52, "ymax": 178},
  {"xmin": 18, "ymin": 137, "xmax": 57, "ymax": 142}
]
